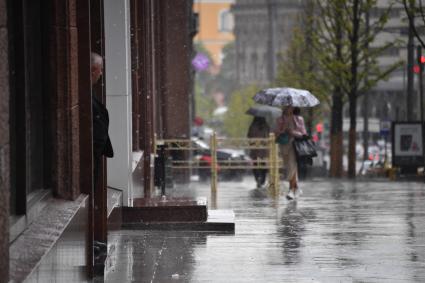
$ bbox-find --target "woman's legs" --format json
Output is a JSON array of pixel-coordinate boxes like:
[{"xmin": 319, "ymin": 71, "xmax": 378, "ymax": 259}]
[
  {"xmin": 289, "ymin": 172, "xmax": 298, "ymax": 191},
  {"xmin": 259, "ymin": 168, "xmax": 267, "ymax": 186},
  {"xmin": 253, "ymin": 168, "xmax": 261, "ymax": 187}
]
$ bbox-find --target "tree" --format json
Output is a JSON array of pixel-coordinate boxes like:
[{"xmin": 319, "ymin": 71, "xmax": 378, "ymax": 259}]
[
  {"xmin": 275, "ymin": 22, "xmax": 331, "ymax": 125},
  {"xmin": 344, "ymin": 0, "xmax": 401, "ymax": 178},
  {"xmin": 222, "ymin": 85, "xmax": 259, "ymax": 138},
  {"xmin": 403, "ymin": 0, "xmax": 425, "ymax": 48},
  {"xmin": 314, "ymin": 0, "xmax": 402, "ymax": 178},
  {"xmin": 213, "ymin": 42, "xmax": 238, "ymax": 100},
  {"xmin": 277, "ymin": 1, "xmax": 346, "ymax": 177},
  {"xmin": 193, "ymin": 42, "xmax": 215, "ymax": 97},
  {"xmin": 194, "ymin": 82, "xmax": 215, "ymax": 122}
]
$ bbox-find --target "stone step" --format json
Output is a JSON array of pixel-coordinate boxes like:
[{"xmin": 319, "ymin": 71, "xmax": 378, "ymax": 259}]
[
  {"xmin": 122, "ymin": 209, "xmax": 235, "ymax": 232},
  {"xmin": 123, "ymin": 196, "xmax": 208, "ymax": 223}
]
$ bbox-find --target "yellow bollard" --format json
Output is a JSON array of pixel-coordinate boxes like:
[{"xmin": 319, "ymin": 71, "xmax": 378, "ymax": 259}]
[
  {"xmin": 274, "ymin": 143, "xmax": 280, "ymax": 196},
  {"xmin": 268, "ymin": 133, "xmax": 276, "ymax": 194},
  {"xmin": 210, "ymin": 132, "xmax": 218, "ymax": 193}
]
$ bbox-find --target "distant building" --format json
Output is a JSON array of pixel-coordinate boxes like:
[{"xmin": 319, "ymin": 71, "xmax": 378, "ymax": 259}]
[
  {"xmin": 231, "ymin": 0, "xmax": 303, "ymax": 85},
  {"xmin": 193, "ymin": 0, "xmax": 235, "ymax": 66}
]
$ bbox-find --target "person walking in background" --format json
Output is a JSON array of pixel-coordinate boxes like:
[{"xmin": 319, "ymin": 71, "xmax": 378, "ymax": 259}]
[
  {"xmin": 247, "ymin": 116, "xmax": 270, "ymax": 188},
  {"xmin": 275, "ymin": 106, "xmax": 307, "ymax": 200}
]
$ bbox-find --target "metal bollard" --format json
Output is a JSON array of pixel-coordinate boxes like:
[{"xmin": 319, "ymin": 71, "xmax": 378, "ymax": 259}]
[
  {"xmin": 268, "ymin": 133, "xmax": 276, "ymax": 193},
  {"xmin": 274, "ymin": 142, "xmax": 280, "ymax": 196},
  {"xmin": 210, "ymin": 132, "xmax": 218, "ymax": 193}
]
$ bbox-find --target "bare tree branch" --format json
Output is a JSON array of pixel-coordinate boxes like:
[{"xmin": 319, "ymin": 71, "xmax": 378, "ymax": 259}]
[{"xmin": 403, "ymin": 0, "xmax": 425, "ymax": 47}]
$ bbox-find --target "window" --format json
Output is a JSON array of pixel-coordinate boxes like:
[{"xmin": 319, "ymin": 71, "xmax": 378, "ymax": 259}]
[
  {"xmin": 219, "ymin": 10, "xmax": 234, "ymax": 32},
  {"xmin": 9, "ymin": 0, "xmax": 51, "ymax": 217},
  {"xmin": 371, "ymin": 46, "xmax": 399, "ymax": 57}
]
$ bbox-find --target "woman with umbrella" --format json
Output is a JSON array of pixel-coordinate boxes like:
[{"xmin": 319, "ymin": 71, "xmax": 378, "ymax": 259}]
[
  {"xmin": 253, "ymin": 87, "xmax": 319, "ymax": 200},
  {"xmin": 275, "ymin": 106, "xmax": 307, "ymax": 200}
]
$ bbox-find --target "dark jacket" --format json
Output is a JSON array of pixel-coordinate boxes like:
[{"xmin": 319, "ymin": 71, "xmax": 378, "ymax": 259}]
[
  {"xmin": 92, "ymin": 95, "xmax": 114, "ymax": 158},
  {"xmin": 247, "ymin": 117, "xmax": 270, "ymax": 160}
]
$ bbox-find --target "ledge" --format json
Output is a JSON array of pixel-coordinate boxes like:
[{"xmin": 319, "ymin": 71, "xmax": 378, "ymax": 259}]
[
  {"xmin": 9, "ymin": 190, "xmax": 52, "ymax": 243},
  {"xmin": 107, "ymin": 187, "xmax": 123, "ymax": 218},
  {"xmin": 9, "ymin": 194, "xmax": 89, "ymax": 283},
  {"xmin": 132, "ymin": 151, "xmax": 143, "ymax": 172}
]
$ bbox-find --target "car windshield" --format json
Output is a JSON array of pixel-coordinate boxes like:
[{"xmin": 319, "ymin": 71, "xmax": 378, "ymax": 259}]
[{"xmin": 192, "ymin": 138, "xmax": 209, "ymax": 150}]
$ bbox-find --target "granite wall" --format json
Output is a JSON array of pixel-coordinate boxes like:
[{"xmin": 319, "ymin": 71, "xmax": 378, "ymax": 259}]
[{"xmin": 0, "ymin": 0, "xmax": 10, "ymax": 279}]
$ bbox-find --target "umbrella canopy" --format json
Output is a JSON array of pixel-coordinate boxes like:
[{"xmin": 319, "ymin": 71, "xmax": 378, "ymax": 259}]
[
  {"xmin": 246, "ymin": 105, "xmax": 282, "ymax": 129},
  {"xmin": 253, "ymin": 87, "xmax": 320, "ymax": 107}
]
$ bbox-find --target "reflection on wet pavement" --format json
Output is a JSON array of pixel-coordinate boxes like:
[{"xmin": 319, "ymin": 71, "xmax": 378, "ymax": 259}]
[{"xmin": 105, "ymin": 179, "xmax": 425, "ymax": 282}]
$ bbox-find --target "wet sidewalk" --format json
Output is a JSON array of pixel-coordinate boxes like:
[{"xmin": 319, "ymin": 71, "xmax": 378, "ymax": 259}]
[{"xmin": 104, "ymin": 179, "xmax": 425, "ymax": 282}]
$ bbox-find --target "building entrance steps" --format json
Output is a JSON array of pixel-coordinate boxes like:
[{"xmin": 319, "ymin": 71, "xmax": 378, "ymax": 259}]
[{"xmin": 119, "ymin": 196, "xmax": 235, "ymax": 232}]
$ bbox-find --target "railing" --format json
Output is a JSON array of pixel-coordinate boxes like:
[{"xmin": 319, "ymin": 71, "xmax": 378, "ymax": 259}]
[{"xmin": 155, "ymin": 132, "xmax": 283, "ymax": 197}]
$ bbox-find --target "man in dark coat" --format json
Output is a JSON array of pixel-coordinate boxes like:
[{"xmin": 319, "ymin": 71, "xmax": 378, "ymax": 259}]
[
  {"xmin": 91, "ymin": 52, "xmax": 114, "ymax": 185},
  {"xmin": 91, "ymin": 52, "xmax": 113, "ymax": 272}
]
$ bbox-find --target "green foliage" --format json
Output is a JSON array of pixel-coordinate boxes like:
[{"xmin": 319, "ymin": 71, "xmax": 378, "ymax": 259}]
[
  {"xmin": 215, "ymin": 42, "xmax": 238, "ymax": 99},
  {"xmin": 222, "ymin": 85, "xmax": 260, "ymax": 138},
  {"xmin": 194, "ymin": 42, "xmax": 238, "ymax": 96},
  {"xmin": 311, "ymin": 0, "xmax": 403, "ymax": 177},
  {"xmin": 313, "ymin": 0, "xmax": 402, "ymax": 97},
  {"xmin": 278, "ymin": 0, "xmax": 402, "ymax": 176},
  {"xmin": 194, "ymin": 42, "xmax": 239, "ymax": 129},
  {"xmin": 194, "ymin": 43, "xmax": 215, "ymax": 91},
  {"xmin": 194, "ymin": 81, "xmax": 215, "ymax": 121},
  {"xmin": 275, "ymin": 5, "xmax": 330, "ymax": 124}
]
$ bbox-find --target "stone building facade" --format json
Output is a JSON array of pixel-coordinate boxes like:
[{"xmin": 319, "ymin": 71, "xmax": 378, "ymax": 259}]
[
  {"xmin": 193, "ymin": 0, "xmax": 235, "ymax": 66},
  {"xmin": 231, "ymin": 0, "xmax": 302, "ymax": 86},
  {"xmin": 0, "ymin": 0, "xmax": 10, "ymax": 278},
  {"xmin": 0, "ymin": 0, "xmax": 195, "ymax": 281}
]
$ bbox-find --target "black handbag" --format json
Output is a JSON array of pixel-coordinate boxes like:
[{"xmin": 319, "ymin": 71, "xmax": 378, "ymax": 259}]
[{"xmin": 293, "ymin": 136, "xmax": 317, "ymax": 158}]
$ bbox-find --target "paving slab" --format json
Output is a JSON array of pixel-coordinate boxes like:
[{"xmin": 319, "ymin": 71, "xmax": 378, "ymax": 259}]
[{"xmin": 104, "ymin": 178, "xmax": 425, "ymax": 283}]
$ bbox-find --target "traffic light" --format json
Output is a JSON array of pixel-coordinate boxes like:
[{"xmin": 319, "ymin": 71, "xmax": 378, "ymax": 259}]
[
  {"xmin": 414, "ymin": 64, "xmax": 421, "ymax": 74},
  {"xmin": 417, "ymin": 45, "xmax": 425, "ymax": 72}
]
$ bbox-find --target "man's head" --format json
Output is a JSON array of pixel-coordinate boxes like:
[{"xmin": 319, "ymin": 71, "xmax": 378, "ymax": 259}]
[{"xmin": 91, "ymin": 52, "xmax": 103, "ymax": 85}]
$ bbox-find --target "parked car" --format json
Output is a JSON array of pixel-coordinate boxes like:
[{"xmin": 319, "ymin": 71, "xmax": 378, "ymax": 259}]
[{"xmin": 191, "ymin": 137, "xmax": 250, "ymax": 181}]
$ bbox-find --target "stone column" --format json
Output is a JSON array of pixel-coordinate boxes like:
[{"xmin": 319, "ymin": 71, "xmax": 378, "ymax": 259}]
[
  {"xmin": 104, "ymin": 0, "xmax": 133, "ymax": 206},
  {"xmin": 161, "ymin": 0, "xmax": 191, "ymax": 140},
  {"xmin": 50, "ymin": 0, "xmax": 81, "ymax": 200},
  {"xmin": 0, "ymin": 0, "xmax": 9, "ymax": 278}
]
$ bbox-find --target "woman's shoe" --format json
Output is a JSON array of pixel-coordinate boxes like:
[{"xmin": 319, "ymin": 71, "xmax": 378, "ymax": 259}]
[
  {"xmin": 295, "ymin": 189, "xmax": 303, "ymax": 198},
  {"xmin": 286, "ymin": 190, "xmax": 295, "ymax": 200}
]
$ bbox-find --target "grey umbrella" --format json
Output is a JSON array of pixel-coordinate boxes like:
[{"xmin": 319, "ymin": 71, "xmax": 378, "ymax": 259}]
[
  {"xmin": 253, "ymin": 87, "xmax": 320, "ymax": 107},
  {"xmin": 246, "ymin": 105, "xmax": 282, "ymax": 129}
]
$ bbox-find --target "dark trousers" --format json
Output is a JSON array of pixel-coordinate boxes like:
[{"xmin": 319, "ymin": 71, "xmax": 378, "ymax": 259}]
[{"xmin": 253, "ymin": 167, "xmax": 267, "ymax": 187}]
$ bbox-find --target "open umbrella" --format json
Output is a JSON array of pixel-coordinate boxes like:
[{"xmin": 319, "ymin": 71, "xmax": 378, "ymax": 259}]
[
  {"xmin": 253, "ymin": 87, "xmax": 320, "ymax": 107},
  {"xmin": 246, "ymin": 104, "xmax": 282, "ymax": 129}
]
